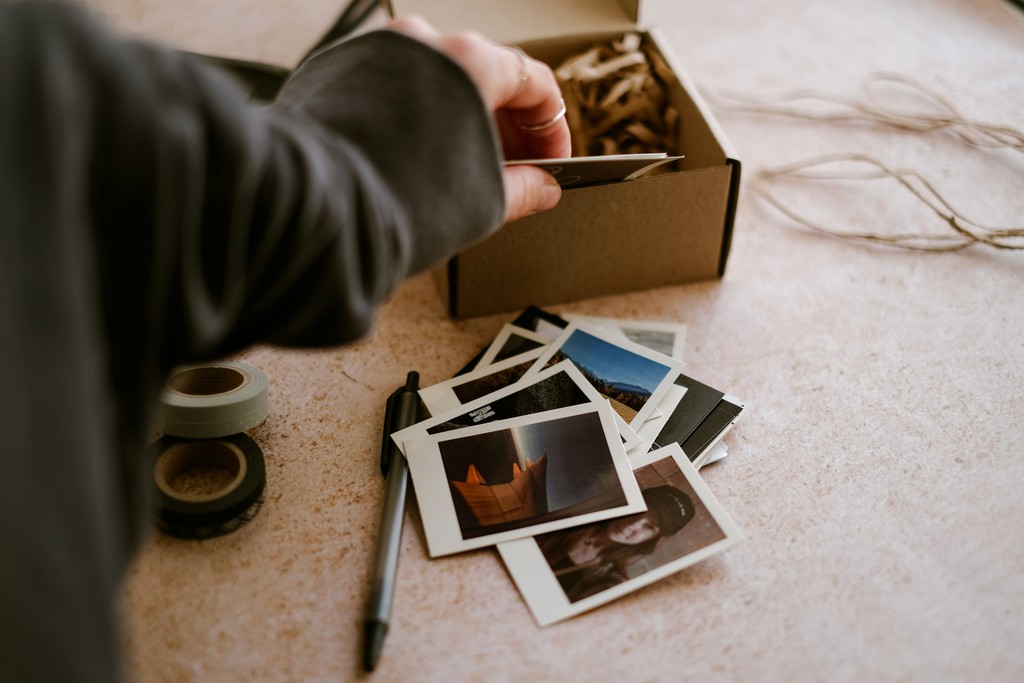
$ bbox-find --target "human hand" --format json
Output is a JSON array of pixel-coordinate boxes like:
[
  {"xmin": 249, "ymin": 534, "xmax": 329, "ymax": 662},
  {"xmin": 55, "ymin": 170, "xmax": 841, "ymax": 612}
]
[{"xmin": 387, "ymin": 16, "xmax": 571, "ymax": 222}]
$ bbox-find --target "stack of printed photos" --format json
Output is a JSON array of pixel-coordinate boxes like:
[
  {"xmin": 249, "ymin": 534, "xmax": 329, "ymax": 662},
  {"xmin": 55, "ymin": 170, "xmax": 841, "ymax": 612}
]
[{"xmin": 391, "ymin": 306, "xmax": 746, "ymax": 626}]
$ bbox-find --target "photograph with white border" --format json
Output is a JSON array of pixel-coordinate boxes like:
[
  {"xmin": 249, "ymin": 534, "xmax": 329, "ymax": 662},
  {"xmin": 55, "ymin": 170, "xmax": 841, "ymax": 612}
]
[
  {"xmin": 525, "ymin": 322, "xmax": 685, "ymax": 430},
  {"xmin": 393, "ymin": 361, "xmax": 642, "ymax": 456},
  {"xmin": 476, "ymin": 324, "xmax": 551, "ymax": 369},
  {"xmin": 505, "ymin": 305, "xmax": 567, "ymax": 342},
  {"xmin": 630, "ymin": 382, "xmax": 687, "ymax": 456},
  {"xmin": 562, "ymin": 314, "xmax": 688, "ymax": 361},
  {"xmin": 497, "ymin": 443, "xmax": 743, "ymax": 626},
  {"xmin": 404, "ymin": 402, "xmax": 646, "ymax": 557},
  {"xmin": 644, "ymin": 373, "xmax": 725, "ymax": 459},
  {"xmin": 419, "ymin": 347, "xmax": 546, "ymax": 416},
  {"xmin": 702, "ymin": 442, "xmax": 728, "ymax": 466},
  {"xmin": 688, "ymin": 396, "xmax": 746, "ymax": 469}
]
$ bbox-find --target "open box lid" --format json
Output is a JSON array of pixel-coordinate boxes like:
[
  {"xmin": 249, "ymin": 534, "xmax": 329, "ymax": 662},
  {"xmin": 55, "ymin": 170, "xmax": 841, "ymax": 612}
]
[{"xmin": 384, "ymin": 0, "xmax": 642, "ymax": 45}]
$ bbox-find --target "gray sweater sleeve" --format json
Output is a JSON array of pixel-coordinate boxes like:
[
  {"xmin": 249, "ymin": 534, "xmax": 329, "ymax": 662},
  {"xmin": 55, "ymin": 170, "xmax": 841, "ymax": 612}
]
[{"xmin": 0, "ymin": 3, "xmax": 504, "ymax": 681}]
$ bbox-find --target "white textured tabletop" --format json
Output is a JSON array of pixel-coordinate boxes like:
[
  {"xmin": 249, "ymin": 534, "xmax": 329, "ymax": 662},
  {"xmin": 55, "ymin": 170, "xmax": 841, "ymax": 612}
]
[{"xmin": 84, "ymin": 0, "xmax": 1024, "ymax": 680}]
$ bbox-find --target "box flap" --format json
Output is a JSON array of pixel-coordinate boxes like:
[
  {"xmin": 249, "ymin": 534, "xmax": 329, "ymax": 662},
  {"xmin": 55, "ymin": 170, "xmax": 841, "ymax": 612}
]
[{"xmin": 386, "ymin": 0, "xmax": 640, "ymax": 45}]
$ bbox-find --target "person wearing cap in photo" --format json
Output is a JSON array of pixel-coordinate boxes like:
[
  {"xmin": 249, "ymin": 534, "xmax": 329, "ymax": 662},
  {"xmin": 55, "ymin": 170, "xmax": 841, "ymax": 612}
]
[{"xmin": 538, "ymin": 484, "xmax": 696, "ymax": 602}]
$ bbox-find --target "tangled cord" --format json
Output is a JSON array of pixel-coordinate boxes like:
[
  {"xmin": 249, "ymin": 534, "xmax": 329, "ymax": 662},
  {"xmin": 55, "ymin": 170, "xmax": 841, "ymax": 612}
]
[{"xmin": 707, "ymin": 72, "xmax": 1024, "ymax": 251}]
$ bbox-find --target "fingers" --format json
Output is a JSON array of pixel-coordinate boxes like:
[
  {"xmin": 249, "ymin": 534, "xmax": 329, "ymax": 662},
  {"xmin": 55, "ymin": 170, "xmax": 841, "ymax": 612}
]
[
  {"xmin": 387, "ymin": 17, "xmax": 570, "ymax": 160},
  {"xmin": 504, "ymin": 96, "xmax": 571, "ymax": 161},
  {"xmin": 495, "ymin": 47, "xmax": 571, "ymax": 160},
  {"xmin": 387, "ymin": 16, "xmax": 569, "ymax": 218},
  {"xmin": 503, "ymin": 165, "xmax": 562, "ymax": 223},
  {"xmin": 476, "ymin": 41, "xmax": 570, "ymax": 160}
]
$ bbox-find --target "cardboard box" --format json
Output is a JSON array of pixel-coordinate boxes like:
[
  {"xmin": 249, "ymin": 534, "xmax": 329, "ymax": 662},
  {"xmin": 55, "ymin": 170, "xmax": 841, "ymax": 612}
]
[{"xmin": 387, "ymin": 0, "xmax": 741, "ymax": 318}]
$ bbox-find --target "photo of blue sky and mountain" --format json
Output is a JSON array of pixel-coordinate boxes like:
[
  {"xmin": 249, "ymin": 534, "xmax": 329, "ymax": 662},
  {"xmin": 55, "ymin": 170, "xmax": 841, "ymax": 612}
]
[{"xmin": 550, "ymin": 329, "xmax": 672, "ymax": 423}]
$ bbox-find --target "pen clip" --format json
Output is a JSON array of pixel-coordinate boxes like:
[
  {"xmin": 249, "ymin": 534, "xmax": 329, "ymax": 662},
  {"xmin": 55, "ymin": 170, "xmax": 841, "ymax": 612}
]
[
  {"xmin": 379, "ymin": 372, "xmax": 420, "ymax": 477},
  {"xmin": 379, "ymin": 387, "xmax": 399, "ymax": 477}
]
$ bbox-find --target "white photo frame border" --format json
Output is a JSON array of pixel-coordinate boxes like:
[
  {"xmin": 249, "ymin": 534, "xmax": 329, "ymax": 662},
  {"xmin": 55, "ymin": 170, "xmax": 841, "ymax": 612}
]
[
  {"xmin": 392, "ymin": 360, "xmax": 643, "ymax": 455},
  {"xmin": 497, "ymin": 443, "xmax": 744, "ymax": 626},
  {"xmin": 525, "ymin": 322, "xmax": 687, "ymax": 431},
  {"xmin": 476, "ymin": 324, "xmax": 551, "ymax": 369},
  {"xmin": 691, "ymin": 395, "xmax": 746, "ymax": 469},
  {"xmin": 404, "ymin": 402, "xmax": 646, "ymax": 558},
  {"xmin": 702, "ymin": 441, "xmax": 728, "ymax": 466},
  {"xmin": 418, "ymin": 346, "xmax": 546, "ymax": 417},
  {"xmin": 562, "ymin": 314, "xmax": 688, "ymax": 362},
  {"xmin": 629, "ymin": 382, "xmax": 687, "ymax": 457}
]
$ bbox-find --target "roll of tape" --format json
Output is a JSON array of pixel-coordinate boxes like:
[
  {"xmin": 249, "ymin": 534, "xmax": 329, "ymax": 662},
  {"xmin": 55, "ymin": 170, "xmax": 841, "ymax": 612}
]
[
  {"xmin": 160, "ymin": 361, "xmax": 270, "ymax": 438},
  {"xmin": 153, "ymin": 433, "xmax": 266, "ymax": 539}
]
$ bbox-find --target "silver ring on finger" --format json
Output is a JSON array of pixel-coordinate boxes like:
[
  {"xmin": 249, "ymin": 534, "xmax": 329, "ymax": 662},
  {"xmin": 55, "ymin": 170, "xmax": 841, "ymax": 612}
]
[{"xmin": 521, "ymin": 97, "xmax": 567, "ymax": 132}]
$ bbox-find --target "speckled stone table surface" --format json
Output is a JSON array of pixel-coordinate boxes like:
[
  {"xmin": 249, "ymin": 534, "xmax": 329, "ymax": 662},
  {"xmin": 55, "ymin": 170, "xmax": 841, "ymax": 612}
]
[{"xmin": 83, "ymin": 0, "xmax": 1024, "ymax": 680}]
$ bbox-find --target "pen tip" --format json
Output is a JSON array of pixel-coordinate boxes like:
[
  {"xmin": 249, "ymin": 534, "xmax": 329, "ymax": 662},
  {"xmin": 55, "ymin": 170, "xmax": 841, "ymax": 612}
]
[{"xmin": 363, "ymin": 619, "xmax": 388, "ymax": 672}]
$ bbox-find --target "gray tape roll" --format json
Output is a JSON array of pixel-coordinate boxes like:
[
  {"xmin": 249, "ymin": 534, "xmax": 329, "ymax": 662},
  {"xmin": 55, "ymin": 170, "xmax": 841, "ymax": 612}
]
[{"xmin": 160, "ymin": 361, "xmax": 270, "ymax": 438}]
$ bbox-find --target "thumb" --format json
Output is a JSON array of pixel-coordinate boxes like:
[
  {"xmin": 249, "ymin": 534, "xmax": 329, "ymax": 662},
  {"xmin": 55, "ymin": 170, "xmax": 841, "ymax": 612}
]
[{"xmin": 502, "ymin": 165, "xmax": 562, "ymax": 223}]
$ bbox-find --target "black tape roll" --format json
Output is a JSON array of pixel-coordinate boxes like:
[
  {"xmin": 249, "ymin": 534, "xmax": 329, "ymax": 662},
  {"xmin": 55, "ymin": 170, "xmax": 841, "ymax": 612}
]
[{"xmin": 152, "ymin": 433, "xmax": 266, "ymax": 540}]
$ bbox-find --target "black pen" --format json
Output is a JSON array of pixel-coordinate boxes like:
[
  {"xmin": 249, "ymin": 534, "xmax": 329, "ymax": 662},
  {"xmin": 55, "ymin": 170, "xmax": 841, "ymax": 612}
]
[{"xmin": 363, "ymin": 371, "xmax": 421, "ymax": 672}]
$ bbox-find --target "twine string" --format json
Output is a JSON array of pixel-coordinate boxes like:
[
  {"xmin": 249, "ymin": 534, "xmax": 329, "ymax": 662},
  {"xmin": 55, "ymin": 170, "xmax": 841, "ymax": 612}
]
[
  {"xmin": 753, "ymin": 153, "xmax": 1024, "ymax": 251},
  {"xmin": 706, "ymin": 72, "xmax": 1024, "ymax": 251},
  {"xmin": 711, "ymin": 72, "xmax": 1024, "ymax": 154}
]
